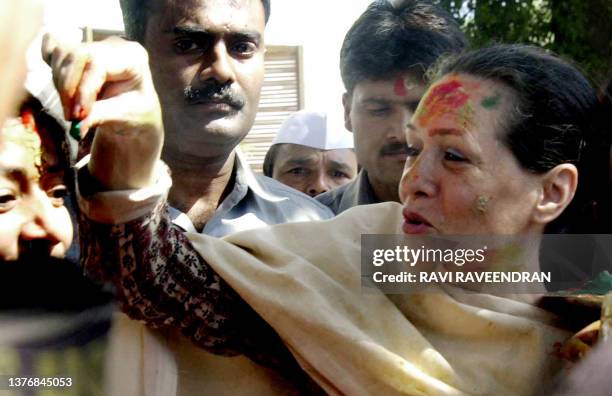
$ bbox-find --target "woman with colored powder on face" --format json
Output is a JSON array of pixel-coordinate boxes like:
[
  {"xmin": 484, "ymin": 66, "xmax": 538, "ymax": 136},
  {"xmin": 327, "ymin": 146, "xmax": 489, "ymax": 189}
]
[
  {"xmin": 0, "ymin": 94, "xmax": 113, "ymax": 393},
  {"xmin": 0, "ymin": 93, "xmax": 115, "ymax": 308},
  {"xmin": 0, "ymin": 96, "xmax": 73, "ymax": 261},
  {"xmin": 54, "ymin": 38, "xmax": 610, "ymax": 394}
]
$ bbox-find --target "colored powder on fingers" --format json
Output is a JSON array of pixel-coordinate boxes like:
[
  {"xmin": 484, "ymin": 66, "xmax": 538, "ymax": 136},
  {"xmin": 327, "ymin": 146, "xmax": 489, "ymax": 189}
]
[{"xmin": 69, "ymin": 121, "xmax": 81, "ymax": 141}]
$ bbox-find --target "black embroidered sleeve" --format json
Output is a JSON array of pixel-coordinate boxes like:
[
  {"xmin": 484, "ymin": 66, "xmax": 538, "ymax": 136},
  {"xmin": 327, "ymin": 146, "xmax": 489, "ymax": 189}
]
[{"xmin": 78, "ymin": 199, "xmax": 324, "ymax": 393}]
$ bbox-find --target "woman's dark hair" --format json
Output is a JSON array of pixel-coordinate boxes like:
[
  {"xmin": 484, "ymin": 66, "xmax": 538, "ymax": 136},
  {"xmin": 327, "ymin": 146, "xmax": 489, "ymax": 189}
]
[
  {"xmin": 340, "ymin": 0, "xmax": 468, "ymax": 93},
  {"xmin": 431, "ymin": 44, "xmax": 607, "ymax": 232}
]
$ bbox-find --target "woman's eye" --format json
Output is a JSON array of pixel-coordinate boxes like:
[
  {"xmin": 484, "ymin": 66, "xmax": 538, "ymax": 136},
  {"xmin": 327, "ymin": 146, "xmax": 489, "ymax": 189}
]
[
  {"xmin": 46, "ymin": 185, "xmax": 68, "ymax": 207},
  {"xmin": 0, "ymin": 190, "xmax": 17, "ymax": 212},
  {"xmin": 444, "ymin": 149, "xmax": 468, "ymax": 162}
]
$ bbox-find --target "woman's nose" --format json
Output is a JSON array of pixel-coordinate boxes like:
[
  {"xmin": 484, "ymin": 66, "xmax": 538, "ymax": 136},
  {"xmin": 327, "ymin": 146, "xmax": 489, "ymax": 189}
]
[
  {"xmin": 20, "ymin": 220, "xmax": 57, "ymax": 241},
  {"xmin": 399, "ymin": 154, "xmax": 437, "ymax": 203},
  {"xmin": 19, "ymin": 192, "xmax": 64, "ymax": 246}
]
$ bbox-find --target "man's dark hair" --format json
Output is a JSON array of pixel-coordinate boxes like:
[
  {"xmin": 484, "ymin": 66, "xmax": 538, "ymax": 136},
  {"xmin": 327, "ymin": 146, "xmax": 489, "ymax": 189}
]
[
  {"xmin": 600, "ymin": 77, "xmax": 612, "ymax": 119},
  {"xmin": 120, "ymin": 0, "xmax": 271, "ymax": 43},
  {"xmin": 598, "ymin": 76, "xmax": 612, "ymax": 232},
  {"xmin": 262, "ymin": 143, "xmax": 284, "ymax": 177},
  {"xmin": 340, "ymin": 0, "xmax": 468, "ymax": 93},
  {"xmin": 432, "ymin": 44, "xmax": 607, "ymax": 232}
]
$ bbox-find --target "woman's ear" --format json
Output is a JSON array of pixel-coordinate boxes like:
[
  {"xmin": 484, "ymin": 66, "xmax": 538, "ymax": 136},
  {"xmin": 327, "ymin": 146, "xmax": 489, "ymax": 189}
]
[{"xmin": 533, "ymin": 164, "xmax": 578, "ymax": 224}]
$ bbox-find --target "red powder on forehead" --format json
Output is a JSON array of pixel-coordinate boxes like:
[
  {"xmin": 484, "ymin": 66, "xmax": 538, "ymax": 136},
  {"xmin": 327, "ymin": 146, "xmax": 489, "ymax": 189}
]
[
  {"xmin": 394, "ymin": 77, "xmax": 408, "ymax": 97},
  {"xmin": 424, "ymin": 80, "xmax": 468, "ymax": 108},
  {"xmin": 3, "ymin": 108, "xmax": 43, "ymax": 178},
  {"xmin": 431, "ymin": 79, "xmax": 461, "ymax": 94},
  {"xmin": 417, "ymin": 79, "xmax": 471, "ymax": 128},
  {"xmin": 21, "ymin": 109, "xmax": 37, "ymax": 132}
]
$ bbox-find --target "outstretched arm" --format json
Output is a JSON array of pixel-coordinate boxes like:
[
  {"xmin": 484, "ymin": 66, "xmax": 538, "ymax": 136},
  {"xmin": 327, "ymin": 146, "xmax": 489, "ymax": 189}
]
[
  {"xmin": 44, "ymin": 36, "xmax": 320, "ymax": 390},
  {"xmin": 43, "ymin": 34, "xmax": 254, "ymax": 354}
]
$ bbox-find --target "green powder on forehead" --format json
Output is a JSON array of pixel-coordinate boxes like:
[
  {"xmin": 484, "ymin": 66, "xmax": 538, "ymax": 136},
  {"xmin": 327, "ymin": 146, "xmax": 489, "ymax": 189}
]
[{"xmin": 481, "ymin": 93, "xmax": 501, "ymax": 110}]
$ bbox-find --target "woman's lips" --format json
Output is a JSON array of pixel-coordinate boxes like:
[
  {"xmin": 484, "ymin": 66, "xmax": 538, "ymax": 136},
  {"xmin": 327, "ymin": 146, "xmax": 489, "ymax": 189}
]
[{"xmin": 402, "ymin": 210, "xmax": 433, "ymax": 234}]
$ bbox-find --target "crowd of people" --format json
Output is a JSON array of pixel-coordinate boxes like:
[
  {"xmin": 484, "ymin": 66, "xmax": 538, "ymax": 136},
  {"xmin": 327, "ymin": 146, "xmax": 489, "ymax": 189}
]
[{"xmin": 0, "ymin": 0, "xmax": 611, "ymax": 395}]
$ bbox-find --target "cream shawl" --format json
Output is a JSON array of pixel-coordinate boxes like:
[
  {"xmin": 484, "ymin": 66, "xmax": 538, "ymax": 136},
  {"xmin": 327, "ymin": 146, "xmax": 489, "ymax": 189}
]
[{"xmin": 184, "ymin": 202, "xmax": 570, "ymax": 396}]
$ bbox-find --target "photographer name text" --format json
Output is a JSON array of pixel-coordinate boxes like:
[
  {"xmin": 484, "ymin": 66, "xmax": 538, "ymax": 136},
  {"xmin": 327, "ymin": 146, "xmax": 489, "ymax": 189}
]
[{"xmin": 372, "ymin": 271, "xmax": 551, "ymax": 284}]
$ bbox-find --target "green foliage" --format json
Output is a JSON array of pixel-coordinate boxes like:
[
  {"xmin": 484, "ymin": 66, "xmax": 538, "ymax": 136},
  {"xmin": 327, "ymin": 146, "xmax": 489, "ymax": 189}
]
[{"xmin": 435, "ymin": 0, "xmax": 612, "ymax": 85}]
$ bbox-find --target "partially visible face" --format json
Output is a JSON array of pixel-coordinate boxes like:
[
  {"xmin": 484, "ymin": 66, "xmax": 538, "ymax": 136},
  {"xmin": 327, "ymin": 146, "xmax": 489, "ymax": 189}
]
[
  {"xmin": 143, "ymin": 0, "xmax": 266, "ymax": 160},
  {"xmin": 344, "ymin": 73, "xmax": 427, "ymax": 196},
  {"xmin": 271, "ymin": 144, "xmax": 358, "ymax": 197},
  {"xmin": 399, "ymin": 74, "xmax": 542, "ymax": 235},
  {"xmin": 0, "ymin": 112, "xmax": 72, "ymax": 261}
]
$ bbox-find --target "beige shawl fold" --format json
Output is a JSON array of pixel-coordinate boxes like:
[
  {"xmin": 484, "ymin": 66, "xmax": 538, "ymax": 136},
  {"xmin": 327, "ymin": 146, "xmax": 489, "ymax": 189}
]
[{"xmin": 186, "ymin": 202, "xmax": 569, "ymax": 395}]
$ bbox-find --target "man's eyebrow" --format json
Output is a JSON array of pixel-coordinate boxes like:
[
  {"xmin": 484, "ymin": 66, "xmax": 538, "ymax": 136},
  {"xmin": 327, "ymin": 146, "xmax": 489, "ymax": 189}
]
[
  {"xmin": 282, "ymin": 157, "xmax": 317, "ymax": 167},
  {"xmin": 165, "ymin": 26, "xmax": 209, "ymax": 35},
  {"xmin": 231, "ymin": 31, "xmax": 262, "ymax": 43},
  {"xmin": 362, "ymin": 98, "xmax": 391, "ymax": 106},
  {"xmin": 327, "ymin": 160, "xmax": 354, "ymax": 172},
  {"xmin": 167, "ymin": 26, "xmax": 262, "ymax": 42}
]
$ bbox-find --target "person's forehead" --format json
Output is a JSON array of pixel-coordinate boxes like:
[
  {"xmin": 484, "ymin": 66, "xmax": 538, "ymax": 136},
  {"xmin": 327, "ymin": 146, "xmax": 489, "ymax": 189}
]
[
  {"xmin": 428, "ymin": 74, "xmax": 491, "ymax": 96},
  {"xmin": 1, "ymin": 116, "xmax": 66, "ymax": 177},
  {"xmin": 0, "ymin": 141, "xmax": 37, "ymax": 181},
  {"xmin": 276, "ymin": 144, "xmax": 322, "ymax": 164},
  {"xmin": 321, "ymin": 148, "xmax": 357, "ymax": 166},
  {"xmin": 153, "ymin": 0, "xmax": 265, "ymax": 32},
  {"xmin": 412, "ymin": 74, "xmax": 513, "ymax": 135},
  {"xmin": 353, "ymin": 74, "xmax": 426, "ymax": 102},
  {"xmin": 276, "ymin": 145, "xmax": 356, "ymax": 166}
]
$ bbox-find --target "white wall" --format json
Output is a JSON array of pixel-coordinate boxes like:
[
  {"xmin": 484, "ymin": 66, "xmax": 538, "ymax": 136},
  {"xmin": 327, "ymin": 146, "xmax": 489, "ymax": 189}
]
[
  {"xmin": 39, "ymin": 0, "xmax": 373, "ymax": 125},
  {"xmin": 265, "ymin": 1, "xmax": 371, "ymax": 118},
  {"xmin": 42, "ymin": 0, "xmax": 124, "ymax": 32}
]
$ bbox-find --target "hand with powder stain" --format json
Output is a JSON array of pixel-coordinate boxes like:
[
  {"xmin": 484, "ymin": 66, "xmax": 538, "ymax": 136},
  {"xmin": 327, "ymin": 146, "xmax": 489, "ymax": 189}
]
[{"xmin": 42, "ymin": 34, "xmax": 164, "ymax": 191}]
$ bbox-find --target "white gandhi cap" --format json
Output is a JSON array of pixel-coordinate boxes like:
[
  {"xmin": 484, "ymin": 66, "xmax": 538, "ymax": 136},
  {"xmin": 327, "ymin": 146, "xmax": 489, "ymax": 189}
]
[{"xmin": 272, "ymin": 110, "xmax": 354, "ymax": 150}]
